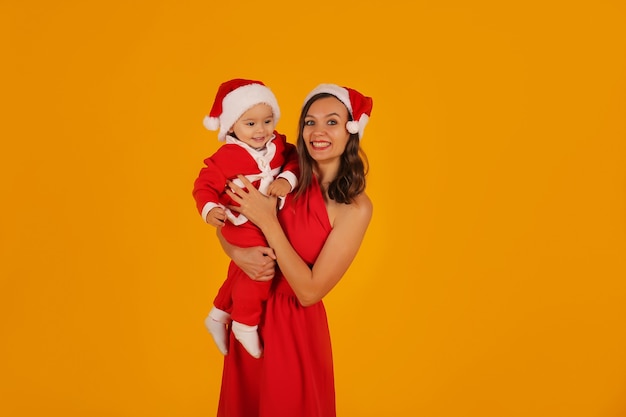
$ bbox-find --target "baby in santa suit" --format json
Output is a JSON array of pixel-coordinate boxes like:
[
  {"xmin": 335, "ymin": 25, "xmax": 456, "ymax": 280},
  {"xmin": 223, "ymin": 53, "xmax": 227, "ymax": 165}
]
[{"xmin": 192, "ymin": 78, "xmax": 298, "ymax": 358}]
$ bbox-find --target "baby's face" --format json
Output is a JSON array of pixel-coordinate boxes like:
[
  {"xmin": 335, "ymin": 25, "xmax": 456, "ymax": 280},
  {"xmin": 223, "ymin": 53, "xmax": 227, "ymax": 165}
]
[{"xmin": 229, "ymin": 104, "xmax": 276, "ymax": 150}]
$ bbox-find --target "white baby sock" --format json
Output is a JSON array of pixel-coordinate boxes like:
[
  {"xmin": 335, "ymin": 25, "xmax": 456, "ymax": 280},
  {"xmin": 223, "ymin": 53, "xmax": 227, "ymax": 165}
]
[
  {"xmin": 231, "ymin": 321, "xmax": 262, "ymax": 359},
  {"xmin": 205, "ymin": 306, "xmax": 231, "ymax": 355}
]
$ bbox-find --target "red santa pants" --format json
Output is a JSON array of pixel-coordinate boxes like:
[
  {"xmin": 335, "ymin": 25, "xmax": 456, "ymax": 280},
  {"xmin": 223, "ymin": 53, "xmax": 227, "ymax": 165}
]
[
  {"xmin": 213, "ymin": 220, "xmax": 271, "ymax": 326},
  {"xmin": 213, "ymin": 261, "xmax": 271, "ymax": 325}
]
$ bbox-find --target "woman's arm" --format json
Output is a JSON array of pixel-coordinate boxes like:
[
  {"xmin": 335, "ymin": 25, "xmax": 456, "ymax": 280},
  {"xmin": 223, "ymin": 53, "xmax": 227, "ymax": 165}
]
[
  {"xmin": 226, "ymin": 176, "xmax": 373, "ymax": 306},
  {"xmin": 216, "ymin": 228, "xmax": 277, "ymax": 282}
]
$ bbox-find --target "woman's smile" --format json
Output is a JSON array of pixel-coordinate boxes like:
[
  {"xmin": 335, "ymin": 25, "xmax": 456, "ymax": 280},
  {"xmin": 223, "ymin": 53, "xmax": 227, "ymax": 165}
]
[{"xmin": 310, "ymin": 140, "xmax": 331, "ymax": 149}]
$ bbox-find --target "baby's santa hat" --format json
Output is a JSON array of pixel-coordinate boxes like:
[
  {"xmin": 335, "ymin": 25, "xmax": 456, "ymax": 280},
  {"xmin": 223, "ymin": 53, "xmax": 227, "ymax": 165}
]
[
  {"xmin": 204, "ymin": 78, "xmax": 281, "ymax": 141},
  {"xmin": 303, "ymin": 84, "xmax": 373, "ymax": 140}
]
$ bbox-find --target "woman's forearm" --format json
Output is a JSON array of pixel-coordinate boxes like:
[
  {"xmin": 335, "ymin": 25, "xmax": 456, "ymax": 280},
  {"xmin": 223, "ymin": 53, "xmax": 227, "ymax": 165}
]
[
  {"xmin": 260, "ymin": 218, "xmax": 325, "ymax": 306},
  {"xmin": 216, "ymin": 228, "xmax": 234, "ymax": 258},
  {"xmin": 260, "ymin": 196, "xmax": 373, "ymax": 307},
  {"xmin": 223, "ymin": 175, "xmax": 358, "ymax": 305}
]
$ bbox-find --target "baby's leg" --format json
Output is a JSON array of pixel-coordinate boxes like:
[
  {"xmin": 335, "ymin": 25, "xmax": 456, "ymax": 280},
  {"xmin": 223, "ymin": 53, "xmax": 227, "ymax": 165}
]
[
  {"xmin": 230, "ymin": 271, "xmax": 272, "ymax": 359},
  {"xmin": 205, "ymin": 306, "xmax": 231, "ymax": 355}
]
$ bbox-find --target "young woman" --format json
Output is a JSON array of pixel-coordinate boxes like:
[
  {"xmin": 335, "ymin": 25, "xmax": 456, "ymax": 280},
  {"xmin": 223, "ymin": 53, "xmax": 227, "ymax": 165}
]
[{"xmin": 215, "ymin": 83, "xmax": 374, "ymax": 417}]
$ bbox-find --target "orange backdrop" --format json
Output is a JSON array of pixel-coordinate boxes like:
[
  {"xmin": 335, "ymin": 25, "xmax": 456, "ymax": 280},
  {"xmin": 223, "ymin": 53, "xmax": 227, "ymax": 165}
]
[{"xmin": 2, "ymin": 1, "xmax": 625, "ymax": 416}]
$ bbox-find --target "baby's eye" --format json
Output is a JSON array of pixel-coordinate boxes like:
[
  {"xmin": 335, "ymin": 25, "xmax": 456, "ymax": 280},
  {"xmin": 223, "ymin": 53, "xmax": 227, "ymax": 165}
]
[
  {"xmin": 246, "ymin": 122, "xmax": 255, "ymax": 127},
  {"xmin": 264, "ymin": 119, "xmax": 273, "ymax": 125}
]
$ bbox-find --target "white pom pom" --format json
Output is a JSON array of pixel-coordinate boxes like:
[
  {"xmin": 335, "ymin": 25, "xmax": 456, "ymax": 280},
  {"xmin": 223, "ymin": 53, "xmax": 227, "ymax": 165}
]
[
  {"xmin": 203, "ymin": 116, "xmax": 220, "ymax": 131},
  {"xmin": 346, "ymin": 121, "xmax": 359, "ymax": 134}
]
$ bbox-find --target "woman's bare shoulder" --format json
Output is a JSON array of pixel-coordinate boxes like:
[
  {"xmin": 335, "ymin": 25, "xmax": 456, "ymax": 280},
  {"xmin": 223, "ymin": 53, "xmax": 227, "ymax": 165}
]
[
  {"xmin": 339, "ymin": 192, "xmax": 373, "ymax": 222},
  {"xmin": 354, "ymin": 192, "xmax": 372, "ymax": 209}
]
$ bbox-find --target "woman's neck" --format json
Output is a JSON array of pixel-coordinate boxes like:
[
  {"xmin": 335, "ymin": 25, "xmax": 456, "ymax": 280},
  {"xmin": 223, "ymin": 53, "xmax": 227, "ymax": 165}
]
[{"xmin": 314, "ymin": 161, "xmax": 339, "ymax": 187}]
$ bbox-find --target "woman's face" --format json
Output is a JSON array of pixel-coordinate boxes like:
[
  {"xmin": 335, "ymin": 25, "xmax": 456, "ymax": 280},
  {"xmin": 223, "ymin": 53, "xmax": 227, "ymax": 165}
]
[{"xmin": 302, "ymin": 96, "xmax": 351, "ymax": 164}]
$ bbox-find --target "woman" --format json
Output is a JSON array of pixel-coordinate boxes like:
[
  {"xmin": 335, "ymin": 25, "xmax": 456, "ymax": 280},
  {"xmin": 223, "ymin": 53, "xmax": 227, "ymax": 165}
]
[{"xmin": 216, "ymin": 83, "xmax": 374, "ymax": 417}]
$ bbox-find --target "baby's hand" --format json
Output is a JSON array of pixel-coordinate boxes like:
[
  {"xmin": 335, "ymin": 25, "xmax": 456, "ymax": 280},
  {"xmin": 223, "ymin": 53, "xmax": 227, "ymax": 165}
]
[
  {"xmin": 206, "ymin": 207, "xmax": 227, "ymax": 227},
  {"xmin": 267, "ymin": 178, "xmax": 291, "ymax": 197}
]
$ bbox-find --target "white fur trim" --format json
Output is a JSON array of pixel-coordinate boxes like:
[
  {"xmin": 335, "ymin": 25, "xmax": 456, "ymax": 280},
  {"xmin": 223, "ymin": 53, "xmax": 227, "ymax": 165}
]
[
  {"xmin": 217, "ymin": 84, "xmax": 280, "ymax": 141},
  {"xmin": 357, "ymin": 113, "xmax": 370, "ymax": 139},
  {"xmin": 346, "ymin": 121, "xmax": 359, "ymax": 134},
  {"xmin": 303, "ymin": 84, "xmax": 352, "ymax": 114},
  {"xmin": 204, "ymin": 116, "xmax": 220, "ymax": 131}
]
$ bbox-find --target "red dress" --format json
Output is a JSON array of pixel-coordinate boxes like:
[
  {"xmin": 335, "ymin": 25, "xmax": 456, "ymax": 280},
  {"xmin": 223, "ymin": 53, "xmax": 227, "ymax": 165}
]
[{"xmin": 217, "ymin": 177, "xmax": 336, "ymax": 417}]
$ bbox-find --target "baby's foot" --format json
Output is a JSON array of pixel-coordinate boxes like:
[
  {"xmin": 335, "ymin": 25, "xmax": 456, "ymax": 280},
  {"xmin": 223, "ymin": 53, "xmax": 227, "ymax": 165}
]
[
  {"xmin": 231, "ymin": 321, "xmax": 262, "ymax": 358},
  {"xmin": 205, "ymin": 307, "xmax": 231, "ymax": 355}
]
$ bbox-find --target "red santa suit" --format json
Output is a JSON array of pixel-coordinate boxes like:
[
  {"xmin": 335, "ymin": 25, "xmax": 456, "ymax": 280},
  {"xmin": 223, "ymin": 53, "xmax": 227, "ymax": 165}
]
[{"xmin": 192, "ymin": 131, "xmax": 298, "ymax": 326}]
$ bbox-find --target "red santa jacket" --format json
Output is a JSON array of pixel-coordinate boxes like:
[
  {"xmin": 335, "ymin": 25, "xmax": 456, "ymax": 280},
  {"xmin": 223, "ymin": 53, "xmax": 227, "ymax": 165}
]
[{"xmin": 192, "ymin": 131, "xmax": 298, "ymax": 225}]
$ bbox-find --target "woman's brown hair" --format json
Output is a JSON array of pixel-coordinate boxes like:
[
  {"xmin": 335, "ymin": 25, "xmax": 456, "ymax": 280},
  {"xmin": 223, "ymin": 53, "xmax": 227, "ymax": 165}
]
[{"xmin": 294, "ymin": 93, "xmax": 369, "ymax": 204}]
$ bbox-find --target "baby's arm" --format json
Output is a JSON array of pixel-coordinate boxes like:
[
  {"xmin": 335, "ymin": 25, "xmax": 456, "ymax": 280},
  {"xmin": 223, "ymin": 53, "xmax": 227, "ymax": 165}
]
[
  {"xmin": 266, "ymin": 177, "xmax": 292, "ymax": 197},
  {"xmin": 206, "ymin": 206, "xmax": 227, "ymax": 227}
]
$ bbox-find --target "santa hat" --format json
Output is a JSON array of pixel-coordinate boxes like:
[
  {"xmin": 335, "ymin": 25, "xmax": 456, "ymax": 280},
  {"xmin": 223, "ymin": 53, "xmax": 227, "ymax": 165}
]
[
  {"xmin": 204, "ymin": 78, "xmax": 281, "ymax": 141},
  {"xmin": 303, "ymin": 84, "xmax": 373, "ymax": 140}
]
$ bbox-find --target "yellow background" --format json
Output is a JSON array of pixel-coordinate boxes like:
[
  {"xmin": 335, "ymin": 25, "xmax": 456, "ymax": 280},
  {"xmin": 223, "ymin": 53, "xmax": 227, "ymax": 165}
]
[{"xmin": 2, "ymin": 1, "xmax": 625, "ymax": 416}]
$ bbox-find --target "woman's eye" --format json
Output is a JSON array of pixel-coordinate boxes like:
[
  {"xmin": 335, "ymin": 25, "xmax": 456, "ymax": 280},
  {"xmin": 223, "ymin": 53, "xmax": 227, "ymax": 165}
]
[
  {"xmin": 327, "ymin": 120, "xmax": 337, "ymax": 125},
  {"xmin": 305, "ymin": 120, "xmax": 314, "ymax": 126}
]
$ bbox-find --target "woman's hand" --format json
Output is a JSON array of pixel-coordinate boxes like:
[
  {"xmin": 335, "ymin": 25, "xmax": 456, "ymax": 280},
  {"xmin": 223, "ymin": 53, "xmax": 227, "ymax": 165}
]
[
  {"xmin": 231, "ymin": 246, "xmax": 277, "ymax": 282},
  {"xmin": 226, "ymin": 175, "xmax": 279, "ymax": 230},
  {"xmin": 216, "ymin": 228, "xmax": 276, "ymax": 282}
]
